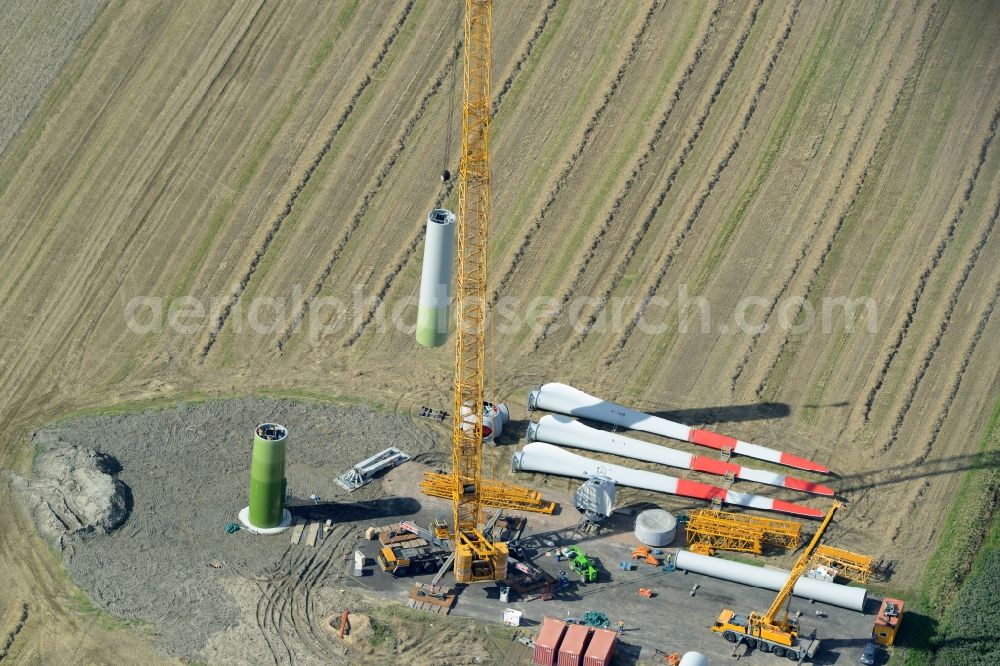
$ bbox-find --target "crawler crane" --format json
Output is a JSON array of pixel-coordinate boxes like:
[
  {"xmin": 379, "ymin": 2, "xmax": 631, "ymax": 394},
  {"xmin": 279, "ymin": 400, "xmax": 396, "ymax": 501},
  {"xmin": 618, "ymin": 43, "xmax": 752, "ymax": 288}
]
[{"xmin": 448, "ymin": 0, "xmax": 507, "ymax": 584}]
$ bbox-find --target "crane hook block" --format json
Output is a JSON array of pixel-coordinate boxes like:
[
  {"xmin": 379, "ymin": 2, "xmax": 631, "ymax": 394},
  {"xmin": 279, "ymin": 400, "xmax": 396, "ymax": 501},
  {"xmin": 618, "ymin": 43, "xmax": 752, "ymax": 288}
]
[{"xmin": 441, "ymin": 169, "xmax": 451, "ymax": 183}]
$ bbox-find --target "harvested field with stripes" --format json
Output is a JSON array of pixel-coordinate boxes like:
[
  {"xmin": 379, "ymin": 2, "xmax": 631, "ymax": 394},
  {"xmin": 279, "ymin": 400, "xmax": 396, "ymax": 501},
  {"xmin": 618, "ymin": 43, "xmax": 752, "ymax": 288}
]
[{"xmin": 1, "ymin": 0, "xmax": 999, "ymax": 663}]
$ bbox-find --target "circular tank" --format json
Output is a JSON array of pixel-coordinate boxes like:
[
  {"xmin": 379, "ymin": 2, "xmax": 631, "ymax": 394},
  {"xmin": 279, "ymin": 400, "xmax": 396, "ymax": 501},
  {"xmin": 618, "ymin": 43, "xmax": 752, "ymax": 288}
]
[
  {"xmin": 248, "ymin": 423, "xmax": 288, "ymax": 528},
  {"xmin": 634, "ymin": 509, "xmax": 677, "ymax": 547},
  {"xmin": 678, "ymin": 653, "xmax": 708, "ymax": 666}
]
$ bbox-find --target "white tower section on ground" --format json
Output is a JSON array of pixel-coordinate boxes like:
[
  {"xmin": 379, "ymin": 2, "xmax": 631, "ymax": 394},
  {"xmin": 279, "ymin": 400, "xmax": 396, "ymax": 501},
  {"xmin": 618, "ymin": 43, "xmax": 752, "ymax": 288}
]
[{"xmin": 674, "ymin": 549, "xmax": 867, "ymax": 611}]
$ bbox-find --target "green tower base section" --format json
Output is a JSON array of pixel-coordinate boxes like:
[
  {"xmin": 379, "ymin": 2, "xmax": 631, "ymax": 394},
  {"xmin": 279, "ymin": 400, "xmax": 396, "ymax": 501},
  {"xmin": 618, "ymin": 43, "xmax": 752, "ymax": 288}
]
[
  {"xmin": 416, "ymin": 304, "xmax": 448, "ymax": 347},
  {"xmin": 248, "ymin": 423, "xmax": 288, "ymax": 529}
]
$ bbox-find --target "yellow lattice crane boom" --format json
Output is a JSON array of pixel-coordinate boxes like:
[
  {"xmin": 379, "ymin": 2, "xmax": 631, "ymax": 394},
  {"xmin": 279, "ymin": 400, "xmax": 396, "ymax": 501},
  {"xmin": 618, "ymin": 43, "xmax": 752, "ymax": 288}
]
[
  {"xmin": 450, "ymin": 0, "xmax": 507, "ymax": 584},
  {"xmin": 421, "ymin": 472, "xmax": 556, "ymax": 514}
]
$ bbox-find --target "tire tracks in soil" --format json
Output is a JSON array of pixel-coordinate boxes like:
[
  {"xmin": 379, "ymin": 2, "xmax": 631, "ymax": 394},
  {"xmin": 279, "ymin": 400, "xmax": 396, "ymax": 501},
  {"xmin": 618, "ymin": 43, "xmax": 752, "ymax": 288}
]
[
  {"xmin": 0, "ymin": 2, "xmax": 176, "ymax": 272},
  {"xmin": 254, "ymin": 525, "xmax": 355, "ymax": 664},
  {"xmin": 253, "ymin": 554, "xmax": 292, "ymax": 664},
  {"xmin": 34, "ymin": 1, "xmax": 283, "ymax": 389},
  {"xmin": 860, "ymin": 102, "xmax": 1000, "ymax": 423},
  {"xmin": 607, "ymin": 0, "xmax": 801, "ymax": 364},
  {"xmin": 0, "ymin": 3, "xmax": 198, "ymax": 307},
  {"xmin": 491, "ymin": 0, "xmax": 666, "ymax": 312},
  {"xmin": 294, "ymin": 526, "xmax": 351, "ymax": 660},
  {"xmin": 490, "ymin": 0, "xmax": 560, "ymax": 117},
  {"xmin": 309, "ymin": 0, "xmax": 562, "ymax": 349},
  {"xmin": 605, "ymin": 0, "xmax": 778, "ymax": 365},
  {"xmin": 881, "ymin": 187, "xmax": 1000, "ymax": 453},
  {"xmin": 74, "ymin": 0, "xmax": 288, "ymax": 356},
  {"xmin": 529, "ymin": 0, "xmax": 722, "ymax": 350},
  {"xmin": 754, "ymin": 2, "xmax": 940, "ymax": 400},
  {"xmin": 308, "ymin": 528, "xmax": 356, "ymax": 657},
  {"xmin": 570, "ymin": 0, "xmax": 763, "ymax": 352},
  {"xmin": 263, "ymin": 547, "xmax": 308, "ymax": 665},
  {"xmin": 729, "ymin": 0, "xmax": 903, "ymax": 391},
  {"xmin": 200, "ymin": 0, "xmax": 416, "ymax": 359},
  {"xmin": 277, "ymin": 547, "xmax": 321, "ymax": 663}
]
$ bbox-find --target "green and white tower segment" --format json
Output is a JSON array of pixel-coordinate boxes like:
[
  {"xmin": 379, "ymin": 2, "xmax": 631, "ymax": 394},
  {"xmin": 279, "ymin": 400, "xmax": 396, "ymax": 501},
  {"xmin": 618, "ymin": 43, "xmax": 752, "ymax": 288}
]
[
  {"xmin": 238, "ymin": 423, "xmax": 292, "ymax": 534},
  {"xmin": 416, "ymin": 208, "xmax": 456, "ymax": 347}
]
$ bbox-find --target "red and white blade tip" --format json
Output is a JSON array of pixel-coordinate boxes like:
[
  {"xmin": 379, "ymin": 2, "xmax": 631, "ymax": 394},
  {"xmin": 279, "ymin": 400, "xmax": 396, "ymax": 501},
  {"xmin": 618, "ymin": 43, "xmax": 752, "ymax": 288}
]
[
  {"xmin": 782, "ymin": 476, "xmax": 835, "ymax": 496},
  {"xmin": 779, "ymin": 451, "xmax": 830, "ymax": 474},
  {"xmin": 771, "ymin": 500, "xmax": 825, "ymax": 519}
]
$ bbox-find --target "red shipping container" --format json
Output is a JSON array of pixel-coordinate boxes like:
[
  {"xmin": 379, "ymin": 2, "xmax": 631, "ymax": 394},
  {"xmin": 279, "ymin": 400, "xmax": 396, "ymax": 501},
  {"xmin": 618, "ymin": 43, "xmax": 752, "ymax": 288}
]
[
  {"xmin": 582, "ymin": 628, "xmax": 617, "ymax": 666},
  {"xmin": 533, "ymin": 618, "xmax": 567, "ymax": 666},
  {"xmin": 557, "ymin": 624, "xmax": 592, "ymax": 666}
]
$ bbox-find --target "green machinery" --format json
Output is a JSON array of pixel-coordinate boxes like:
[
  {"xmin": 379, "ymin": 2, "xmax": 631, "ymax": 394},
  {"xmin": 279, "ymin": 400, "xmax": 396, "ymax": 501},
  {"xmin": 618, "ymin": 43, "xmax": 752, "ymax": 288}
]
[
  {"xmin": 247, "ymin": 423, "xmax": 288, "ymax": 529},
  {"xmin": 565, "ymin": 546, "xmax": 598, "ymax": 583}
]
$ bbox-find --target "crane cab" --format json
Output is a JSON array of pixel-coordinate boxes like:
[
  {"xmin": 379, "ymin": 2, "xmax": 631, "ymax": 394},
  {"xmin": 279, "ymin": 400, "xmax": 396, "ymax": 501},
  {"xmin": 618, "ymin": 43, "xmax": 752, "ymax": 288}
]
[
  {"xmin": 454, "ymin": 530, "xmax": 508, "ymax": 583},
  {"xmin": 712, "ymin": 609, "xmax": 742, "ymax": 632}
]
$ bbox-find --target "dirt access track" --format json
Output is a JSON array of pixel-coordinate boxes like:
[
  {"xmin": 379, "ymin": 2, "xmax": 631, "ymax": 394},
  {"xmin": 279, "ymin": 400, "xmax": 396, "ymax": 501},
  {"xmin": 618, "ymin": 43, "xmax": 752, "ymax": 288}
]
[{"xmin": 1, "ymin": 0, "xmax": 999, "ymax": 663}]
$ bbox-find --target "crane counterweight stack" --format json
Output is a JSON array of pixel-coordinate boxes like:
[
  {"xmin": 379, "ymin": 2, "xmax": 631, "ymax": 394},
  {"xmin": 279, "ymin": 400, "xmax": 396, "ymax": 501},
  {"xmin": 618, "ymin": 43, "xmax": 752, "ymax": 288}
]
[{"xmin": 451, "ymin": 0, "xmax": 506, "ymax": 583}]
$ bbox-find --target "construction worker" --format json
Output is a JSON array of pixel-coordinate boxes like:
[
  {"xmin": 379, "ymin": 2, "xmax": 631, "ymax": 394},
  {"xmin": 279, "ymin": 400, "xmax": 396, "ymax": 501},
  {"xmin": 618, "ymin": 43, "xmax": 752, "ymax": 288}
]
[{"xmin": 617, "ymin": 619, "xmax": 625, "ymax": 634}]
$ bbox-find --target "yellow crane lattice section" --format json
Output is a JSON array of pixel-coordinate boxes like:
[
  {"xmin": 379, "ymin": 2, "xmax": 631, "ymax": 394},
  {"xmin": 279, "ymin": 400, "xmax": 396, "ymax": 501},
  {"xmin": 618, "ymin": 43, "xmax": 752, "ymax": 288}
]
[
  {"xmin": 686, "ymin": 509, "xmax": 802, "ymax": 555},
  {"xmin": 811, "ymin": 544, "xmax": 874, "ymax": 584},
  {"xmin": 421, "ymin": 472, "xmax": 555, "ymax": 514}
]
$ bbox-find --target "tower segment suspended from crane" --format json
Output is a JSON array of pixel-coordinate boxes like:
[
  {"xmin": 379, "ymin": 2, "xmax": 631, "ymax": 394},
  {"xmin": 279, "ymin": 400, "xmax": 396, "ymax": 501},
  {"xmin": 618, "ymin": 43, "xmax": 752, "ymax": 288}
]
[{"xmin": 450, "ymin": 0, "xmax": 507, "ymax": 584}]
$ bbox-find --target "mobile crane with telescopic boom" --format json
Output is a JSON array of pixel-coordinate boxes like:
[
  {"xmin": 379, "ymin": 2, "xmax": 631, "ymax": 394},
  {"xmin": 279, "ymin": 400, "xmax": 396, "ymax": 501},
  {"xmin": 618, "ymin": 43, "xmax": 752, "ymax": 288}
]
[{"xmin": 711, "ymin": 501, "xmax": 841, "ymax": 660}]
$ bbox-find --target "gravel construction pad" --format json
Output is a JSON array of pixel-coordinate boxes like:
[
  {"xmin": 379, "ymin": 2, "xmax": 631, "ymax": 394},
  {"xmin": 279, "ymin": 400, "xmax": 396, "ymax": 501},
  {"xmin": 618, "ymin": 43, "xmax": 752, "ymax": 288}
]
[{"xmin": 29, "ymin": 398, "xmax": 439, "ymax": 660}]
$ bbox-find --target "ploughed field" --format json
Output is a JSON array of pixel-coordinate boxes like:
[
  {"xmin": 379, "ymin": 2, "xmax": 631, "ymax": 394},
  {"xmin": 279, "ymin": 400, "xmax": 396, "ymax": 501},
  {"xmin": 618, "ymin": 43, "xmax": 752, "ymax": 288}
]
[{"xmin": 1, "ymin": 0, "xmax": 999, "ymax": 663}]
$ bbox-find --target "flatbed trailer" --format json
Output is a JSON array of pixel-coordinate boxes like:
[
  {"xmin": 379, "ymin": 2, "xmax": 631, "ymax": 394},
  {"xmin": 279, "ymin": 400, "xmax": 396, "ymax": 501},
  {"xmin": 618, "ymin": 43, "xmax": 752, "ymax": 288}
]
[{"xmin": 377, "ymin": 543, "xmax": 447, "ymax": 577}]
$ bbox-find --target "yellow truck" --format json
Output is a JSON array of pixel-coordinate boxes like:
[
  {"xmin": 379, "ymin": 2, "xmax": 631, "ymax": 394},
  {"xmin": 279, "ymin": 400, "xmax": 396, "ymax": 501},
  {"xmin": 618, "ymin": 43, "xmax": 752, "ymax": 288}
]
[{"xmin": 376, "ymin": 543, "xmax": 446, "ymax": 577}]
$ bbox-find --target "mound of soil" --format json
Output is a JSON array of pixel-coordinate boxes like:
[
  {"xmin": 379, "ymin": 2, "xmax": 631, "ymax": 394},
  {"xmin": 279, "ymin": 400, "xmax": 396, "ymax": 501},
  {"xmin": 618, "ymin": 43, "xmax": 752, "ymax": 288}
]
[{"xmin": 10, "ymin": 434, "xmax": 129, "ymax": 546}]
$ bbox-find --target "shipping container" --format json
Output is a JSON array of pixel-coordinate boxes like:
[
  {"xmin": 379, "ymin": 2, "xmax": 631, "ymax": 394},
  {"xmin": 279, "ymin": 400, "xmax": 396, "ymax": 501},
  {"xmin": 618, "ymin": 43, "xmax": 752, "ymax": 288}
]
[
  {"xmin": 557, "ymin": 624, "xmax": 592, "ymax": 666},
  {"xmin": 533, "ymin": 618, "xmax": 567, "ymax": 666},
  {"xmin": 582, "ymin": 628, "xmax": 617, "ymax": 666}
]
